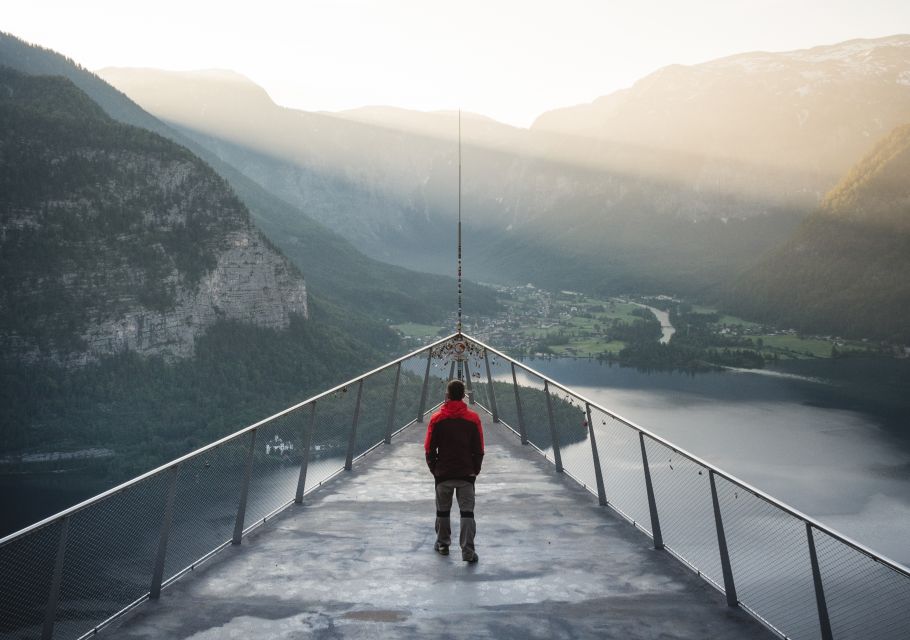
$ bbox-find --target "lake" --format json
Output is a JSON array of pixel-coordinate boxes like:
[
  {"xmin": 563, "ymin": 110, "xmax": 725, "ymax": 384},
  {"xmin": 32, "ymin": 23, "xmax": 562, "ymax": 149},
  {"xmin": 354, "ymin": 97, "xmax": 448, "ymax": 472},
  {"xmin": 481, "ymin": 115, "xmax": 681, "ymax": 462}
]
[{"xmin": 511, "ymin": 356, "xmax": 910, "ymax": 566}]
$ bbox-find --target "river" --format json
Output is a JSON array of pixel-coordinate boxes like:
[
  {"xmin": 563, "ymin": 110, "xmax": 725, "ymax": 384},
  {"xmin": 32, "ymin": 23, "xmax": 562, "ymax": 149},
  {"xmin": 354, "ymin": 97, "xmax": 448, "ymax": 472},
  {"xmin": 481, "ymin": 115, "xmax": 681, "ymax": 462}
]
[
  {"xmin": 512, "ymin": 356, "xmax": 910, "ymax": 566},
  {"xmin": 633, "ymin": 302, "xmax": 676, "ymax": 343}
]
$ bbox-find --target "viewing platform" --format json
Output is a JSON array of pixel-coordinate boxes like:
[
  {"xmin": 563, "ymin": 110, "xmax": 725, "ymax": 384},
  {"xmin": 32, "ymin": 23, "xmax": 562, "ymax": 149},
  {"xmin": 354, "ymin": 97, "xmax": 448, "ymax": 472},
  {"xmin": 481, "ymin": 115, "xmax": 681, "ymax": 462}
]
[
  {"xmin": 107, "ymin": 412, "xmax": 768, "ymax": 639},
  {"xmin": 2, "ymin": 334, "xmax": 908, "ymax": 640}
]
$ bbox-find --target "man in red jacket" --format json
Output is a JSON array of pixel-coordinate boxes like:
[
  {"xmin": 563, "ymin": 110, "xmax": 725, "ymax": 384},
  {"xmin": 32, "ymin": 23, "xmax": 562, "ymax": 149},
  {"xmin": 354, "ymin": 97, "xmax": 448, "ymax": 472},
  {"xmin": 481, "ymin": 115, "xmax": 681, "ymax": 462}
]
[{"xmin": 424, "ymin": 379, "xmax": 484, "ymax": 563}]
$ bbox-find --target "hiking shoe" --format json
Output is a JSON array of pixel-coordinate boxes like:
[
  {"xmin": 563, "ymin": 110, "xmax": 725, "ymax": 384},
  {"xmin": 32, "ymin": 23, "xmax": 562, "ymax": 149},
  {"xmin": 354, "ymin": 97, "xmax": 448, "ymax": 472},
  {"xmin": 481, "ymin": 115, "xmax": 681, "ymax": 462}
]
[
  {"xmin": 462, "ymin": 550, "xmax": 479, "ymax": 563},
  {"xmin": 434, "ymin": 542, "xmax": 449, "ymax": 556}
]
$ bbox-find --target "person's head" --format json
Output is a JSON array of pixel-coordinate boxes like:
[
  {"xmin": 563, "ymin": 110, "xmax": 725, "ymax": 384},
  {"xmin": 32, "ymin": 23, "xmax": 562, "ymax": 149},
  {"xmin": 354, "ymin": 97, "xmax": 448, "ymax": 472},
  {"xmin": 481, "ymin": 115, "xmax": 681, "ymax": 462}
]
[{"xmin": 446, "ymin": 379, "xmax": 466, "ymax": 401}]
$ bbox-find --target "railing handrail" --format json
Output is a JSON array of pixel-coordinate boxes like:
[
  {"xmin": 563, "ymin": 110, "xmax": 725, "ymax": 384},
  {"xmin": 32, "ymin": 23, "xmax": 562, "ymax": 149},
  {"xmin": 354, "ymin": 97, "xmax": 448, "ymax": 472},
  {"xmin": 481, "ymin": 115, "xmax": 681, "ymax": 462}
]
[
  {"xmin": 463, "ymin": 332, "xmax": 910, "ymax": 579},
  {"xmin": 0, "ymin": 332, "xmax": 460, "ymax": 547}
]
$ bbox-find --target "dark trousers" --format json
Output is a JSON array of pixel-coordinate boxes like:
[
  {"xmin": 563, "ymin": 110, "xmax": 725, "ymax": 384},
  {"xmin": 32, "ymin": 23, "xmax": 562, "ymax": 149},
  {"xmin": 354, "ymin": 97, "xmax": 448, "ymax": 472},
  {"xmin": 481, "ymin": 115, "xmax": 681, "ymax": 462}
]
[{"xmin": 435, "ymin": 479, "xmax": 476, "ymax": 552}]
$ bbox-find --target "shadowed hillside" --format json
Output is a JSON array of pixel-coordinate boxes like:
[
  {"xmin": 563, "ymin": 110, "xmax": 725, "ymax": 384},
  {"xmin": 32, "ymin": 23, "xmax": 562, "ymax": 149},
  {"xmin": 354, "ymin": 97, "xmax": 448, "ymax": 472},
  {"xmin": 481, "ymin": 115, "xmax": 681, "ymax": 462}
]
[{"xmin": 729, "ymin": 124, "xmax": 910, "ymax": 341}]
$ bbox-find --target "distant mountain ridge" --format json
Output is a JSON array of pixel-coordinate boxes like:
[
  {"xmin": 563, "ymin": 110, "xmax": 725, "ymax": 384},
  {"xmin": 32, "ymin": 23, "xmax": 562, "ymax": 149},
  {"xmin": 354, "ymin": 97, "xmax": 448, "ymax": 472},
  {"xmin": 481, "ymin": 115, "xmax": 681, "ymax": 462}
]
[
  {"xmin": 0, "ymin": 67, "xmax": 307, "ymax": 365},
  {"xmin": 729, "ymin": 122, "xmax": 910, "ymax": 341},
  {"xmin": 533, "ymin": 35, "xmax": 910, "ymax": 209},
  {"xmin": 90, "ymin": 33, "xmax": 910, "ymax": 340},
  {"xmin": 95, "ymin": 65, "xmax": 802, "ymax": 293}
]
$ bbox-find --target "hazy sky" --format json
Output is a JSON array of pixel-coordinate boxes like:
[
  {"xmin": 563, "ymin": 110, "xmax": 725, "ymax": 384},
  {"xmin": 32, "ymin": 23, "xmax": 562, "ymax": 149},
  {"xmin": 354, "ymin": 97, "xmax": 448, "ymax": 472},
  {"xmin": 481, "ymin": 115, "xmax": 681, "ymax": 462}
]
[{"xmin": 6, "ymin": 0, "xmax": 910, "ymax": 127}]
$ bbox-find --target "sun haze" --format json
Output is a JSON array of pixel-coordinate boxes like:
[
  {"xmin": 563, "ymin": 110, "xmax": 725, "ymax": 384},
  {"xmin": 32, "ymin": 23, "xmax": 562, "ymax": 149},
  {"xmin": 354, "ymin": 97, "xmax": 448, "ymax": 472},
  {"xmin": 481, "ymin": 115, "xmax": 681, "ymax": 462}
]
[{"xmin": 5, "ymin": 0, "xmax": 910, "ymax": 126}]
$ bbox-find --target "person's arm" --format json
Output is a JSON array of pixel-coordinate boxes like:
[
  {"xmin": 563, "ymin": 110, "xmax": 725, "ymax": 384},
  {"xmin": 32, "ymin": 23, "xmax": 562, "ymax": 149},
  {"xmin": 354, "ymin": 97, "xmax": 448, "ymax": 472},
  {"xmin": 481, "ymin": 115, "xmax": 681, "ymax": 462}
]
[
  {"xmin": 424, "ymin": 418, "xmax": 437, "ymax": 474},
  {"xmin": 471, "ymin": 415, "xmax": 484, "ymax": 475}
]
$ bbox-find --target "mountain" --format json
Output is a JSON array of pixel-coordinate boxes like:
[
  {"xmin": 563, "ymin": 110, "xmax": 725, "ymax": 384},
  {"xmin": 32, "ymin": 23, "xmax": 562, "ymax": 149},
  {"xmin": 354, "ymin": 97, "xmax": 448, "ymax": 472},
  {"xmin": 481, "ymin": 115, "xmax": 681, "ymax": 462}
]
[
  {"xmin": 0, "ymin": 64, "xmax": 397, "ymax": 466},
  {"xmin": 0, "ymin": 31, "xmax": 497, "ymax": 326},
  {"xmin": 0, "ymin": 66, "xmax": 306, "ymax": 365},
  {"xmin": 97, "ymin": 67, "xmax": 517, "ymax": 269},
  {"xmin": 98, "ymin": 64, "xmax": 804, "ymax": 296},
  {"xmin": 533, "ymin": 35, "xmax": 910, "ymax": 212},
  {"xmin": 96, "ymin": 35, "xmax": 910, "ymax": 330},
  {"xmin": 728, "ymin": 123, "xmax": 910, "ymax": 342}
]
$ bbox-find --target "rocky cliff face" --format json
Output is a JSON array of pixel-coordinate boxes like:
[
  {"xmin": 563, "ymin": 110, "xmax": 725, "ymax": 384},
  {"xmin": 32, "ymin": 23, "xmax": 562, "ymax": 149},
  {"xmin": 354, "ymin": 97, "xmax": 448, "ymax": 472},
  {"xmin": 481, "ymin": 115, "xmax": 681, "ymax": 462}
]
[
  {"xmin": 76, "ymin": 228, "xmax": 307, "ymax": 364},
  {"xmin": 0, "ymin": 68, "xmax": 307, "ymax": 366}
]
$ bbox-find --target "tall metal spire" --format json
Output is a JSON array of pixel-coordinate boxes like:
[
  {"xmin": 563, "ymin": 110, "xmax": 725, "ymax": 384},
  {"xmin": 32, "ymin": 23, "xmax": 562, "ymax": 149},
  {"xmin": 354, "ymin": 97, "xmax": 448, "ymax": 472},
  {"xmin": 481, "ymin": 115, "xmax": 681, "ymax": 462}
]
[
  {"xmin": 457, "ymin": 108, "xmax": 463, "ymax": 336},
  {"xmin": 456, "ymin": 110, "xmax": 465, "ymax": 382}
]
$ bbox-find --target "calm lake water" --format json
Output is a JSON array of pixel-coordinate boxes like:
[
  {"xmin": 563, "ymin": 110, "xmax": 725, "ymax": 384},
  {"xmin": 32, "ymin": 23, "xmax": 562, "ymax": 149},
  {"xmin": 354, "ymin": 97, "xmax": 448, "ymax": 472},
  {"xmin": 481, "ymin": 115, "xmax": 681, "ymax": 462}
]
[{"xmin": 515, "ymin": 356, "xmax": 910, "ymax": 566}]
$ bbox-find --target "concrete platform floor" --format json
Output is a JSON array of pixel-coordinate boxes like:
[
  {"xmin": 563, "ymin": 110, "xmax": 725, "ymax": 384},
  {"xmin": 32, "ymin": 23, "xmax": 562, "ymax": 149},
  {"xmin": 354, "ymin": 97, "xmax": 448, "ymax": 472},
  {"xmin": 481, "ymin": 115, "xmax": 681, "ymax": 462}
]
[{"xmin": 110, "ymin": 412, "xmax": 774, "ymax": 639}]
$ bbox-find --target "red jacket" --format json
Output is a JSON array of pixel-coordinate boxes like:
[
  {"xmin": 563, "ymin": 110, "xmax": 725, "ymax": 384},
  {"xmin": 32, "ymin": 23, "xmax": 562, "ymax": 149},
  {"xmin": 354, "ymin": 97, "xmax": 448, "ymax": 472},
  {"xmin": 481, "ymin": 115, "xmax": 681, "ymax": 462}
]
[{"xmin": 424, "ymin": 400, "xmax": 484, "ymax": 482}]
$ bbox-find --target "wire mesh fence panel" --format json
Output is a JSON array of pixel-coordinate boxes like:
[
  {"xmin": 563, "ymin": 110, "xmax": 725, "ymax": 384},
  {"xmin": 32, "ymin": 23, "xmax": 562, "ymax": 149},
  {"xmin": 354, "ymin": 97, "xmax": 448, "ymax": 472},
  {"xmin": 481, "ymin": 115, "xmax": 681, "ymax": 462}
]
[
  {"xmin": 162, "ymin": 438, "xmax": 249, "ymax": 579},
  {"xmin": 353, "ymin": 365, "xmax": 399, "ymax": 459},
  {"xmin": 243, "ymin": 411, "xmax": 306, "ymax": 531},
  {"xmin": 814, "ymin": 528, "xmax": 910, "ymax": 640},
  {"xmin": 713, "ymin": 475, "xmax": 822, "ymax": 640},
  {"xmin": 427, "ymin": 350, "xmax": 452, "ymax": 413},
  {"xmin": 549, "ymin": 388, "xmax": 599, "ymax": 495},
  {"xmin": 589, "ymin": 409, "xmax": 652, "ymax": 532},
  {"xmin": 395, "ymin": 353, "xmax": 428, "ymax": 432},
  {"xmin": 304, "ymin": 384, "xmax": 358, "ymax": 492},
  {"xmin": 53, "ymin": 471, "xmax": 171, "ymax": 640},
  {"xmin": 492, "ymin": 368, "xmax": 520, "ymax": 437},
  {"xmin": 0, "ymin": 518, "xmax": 64, "ymax": 640},
  {"xmin": 644, "ymin": 437, "xmax": 723, "ymax": 587},
  {"xmin": 464, "ymin": 349, "xmax": 490, "ymax": 411},
  {"xmin": 510, "ymin": 371, "xmax": 555, "ymax": 462}
]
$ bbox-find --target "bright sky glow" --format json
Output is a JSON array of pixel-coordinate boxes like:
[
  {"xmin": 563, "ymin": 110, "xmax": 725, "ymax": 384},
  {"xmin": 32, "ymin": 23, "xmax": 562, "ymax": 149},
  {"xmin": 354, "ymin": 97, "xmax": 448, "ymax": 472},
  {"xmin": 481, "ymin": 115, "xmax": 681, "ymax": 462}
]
[{"xmin": 5, "ymin": 0, "xmax": 910, "ymax": 127}]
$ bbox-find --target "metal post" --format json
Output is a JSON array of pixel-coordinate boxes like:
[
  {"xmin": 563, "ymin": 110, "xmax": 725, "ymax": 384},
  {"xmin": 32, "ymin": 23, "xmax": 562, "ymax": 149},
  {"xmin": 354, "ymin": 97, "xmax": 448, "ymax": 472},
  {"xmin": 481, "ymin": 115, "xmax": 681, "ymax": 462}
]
[
  {"xmin": 448, "ymin": 360, "xmax": 455, "ymax": 382},
  {"xmin": 511, "ymin": 363, "xmax": 528, "ymax": 445},
  {"xmin": 295, "ymin": 402, "xmax": 317, "ymax": 503},
  {"xmin": 709, "ymin": 471, "xmax": 738, "ymax": 607},
  {"xmin": 639, "ymin": 431, "xmax": 664, "ymax": 549},
  {"xmin": 345, "ymin": 379, "xmax": 364, "ymax": 470},
  {"xmin": 42, "ymin": 516, "xmax": 69, "ymax": 640},
  {"xmin": 543, "ymin": 380, "xmax": 563, "ymax": 472},
  {"xmin": 385, "ymin": 363, "xmax": 401, "ymax": 444},
  {"xmin": 232, "ymin": 429, "xmax": 257, "ymax": 545},
  {"xmin": 585, "ymin": 403, "xmax": 608, "ymax": 506},
  {"xmin": 417, "ymin": 351, "xmax": 432, "ymax": 422},
  {"xmin": 483, "ymin": 349, "xmax": 500, "ymax": 423},
  {"xmin": 464, "ymin": 359, "xmax": 475, "ymax": 405},
  {"xmin": 806, "ymin": 523, "xmax": 834, "ymax": 640},
  {"xmin": 150, "ymin": 465, "xmax": 179, "ymax": 600}
]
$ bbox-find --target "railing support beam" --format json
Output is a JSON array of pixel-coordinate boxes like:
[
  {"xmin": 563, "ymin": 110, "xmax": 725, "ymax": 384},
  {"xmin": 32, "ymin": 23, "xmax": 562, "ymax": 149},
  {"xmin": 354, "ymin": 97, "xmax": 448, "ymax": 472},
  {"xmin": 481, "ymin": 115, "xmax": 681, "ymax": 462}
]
[
  {"xmin": 709, "ymin": 471, "xmax": 738, "ymax": 607},
  {"xmin": 295, "ymin": 402, "xmax": 317, "ymax": 503},
  {"xmin": 511, "ymin": 362, "xmax": 528, "ymax": 445},
  {"xmin": 150, "ymin": 464, "xmax": 179, "ymax": 599},
  {"xmin": 42, "ymin": 516, "xmax": 69, "ymax": 640},
  {"xmin": 807, "ymin": 523, "xmax": 834, "ymax": 640},
  {"xmin": 483, "ymin": 349, "xmax": 500, "ymax": 423},
  {"xmin": 232, "ymin": 428, "xmax": 257, "ymax": 545},
  {"xmin": 464, "ymin": 359, "xmax": 475, "ymax": 405},
  {"xmin": 639, "ymin": 432, "xmax": 664, "ymax": 549},
  {"xmin": 585, "ymin": 403, "xmax": 608, "ymax": 506},
  {"xmin": 345, "ymin": 380, "xmax": 364, "ymax": 470},
  {"xmin": 385, "ymin": 363, "xmax": 401, "ymax": 444},
  {"xmin": 544, "ymin": 380, "xmax": 563, "ymax": 472},
  {"xmin": 417, "ymin": 351, "xmax": 432, "ymax": 422}
]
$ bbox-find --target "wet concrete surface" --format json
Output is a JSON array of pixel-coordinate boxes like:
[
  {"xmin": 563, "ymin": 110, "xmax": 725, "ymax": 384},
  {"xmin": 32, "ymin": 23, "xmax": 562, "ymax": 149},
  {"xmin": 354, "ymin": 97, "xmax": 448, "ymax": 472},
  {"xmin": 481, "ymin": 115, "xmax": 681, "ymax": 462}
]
[{"xmin": 109, "ymin": 413, "xmax": 773, "ymax": 639}]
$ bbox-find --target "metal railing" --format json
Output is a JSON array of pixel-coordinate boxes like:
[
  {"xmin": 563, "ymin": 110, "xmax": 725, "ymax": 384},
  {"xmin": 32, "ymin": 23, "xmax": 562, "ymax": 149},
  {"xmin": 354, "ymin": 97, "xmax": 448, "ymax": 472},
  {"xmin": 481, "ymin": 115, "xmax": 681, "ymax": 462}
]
[
  {"xmin": 462, "ymin": 333, "xmax": 910, "ymax": 640},
  {"xmin": 2, "ymin": 332, "xmax": 908, "ymax": 639}
]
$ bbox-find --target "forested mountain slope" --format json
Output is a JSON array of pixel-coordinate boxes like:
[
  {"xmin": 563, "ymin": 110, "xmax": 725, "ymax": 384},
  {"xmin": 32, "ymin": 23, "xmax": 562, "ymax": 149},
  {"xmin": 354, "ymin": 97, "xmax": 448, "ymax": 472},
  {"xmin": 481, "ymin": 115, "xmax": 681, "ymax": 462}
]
[
  {"xmin": 729, "ymin": 124, "xmax": 910, "ymax": 341},
  {"xmin": 0, "ymin": 67, "xmax": 306, "ymax": 364}
]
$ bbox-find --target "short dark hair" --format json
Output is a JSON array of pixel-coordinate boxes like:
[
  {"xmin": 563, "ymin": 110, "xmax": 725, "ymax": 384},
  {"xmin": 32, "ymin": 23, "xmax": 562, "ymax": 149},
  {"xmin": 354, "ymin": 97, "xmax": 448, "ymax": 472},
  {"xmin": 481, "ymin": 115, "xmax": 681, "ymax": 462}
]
[{"xmin": 446, "ymin": 379, "xmax": 466, "ymax": 401}]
